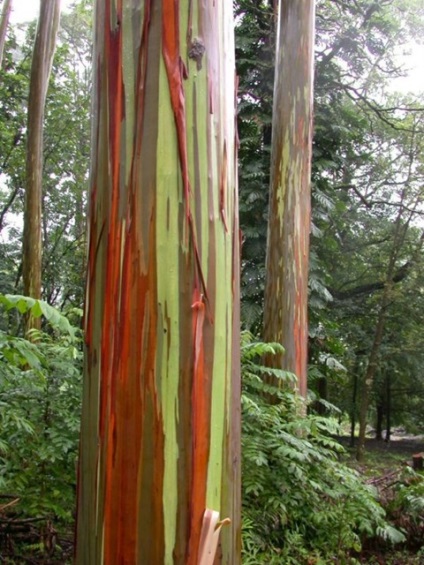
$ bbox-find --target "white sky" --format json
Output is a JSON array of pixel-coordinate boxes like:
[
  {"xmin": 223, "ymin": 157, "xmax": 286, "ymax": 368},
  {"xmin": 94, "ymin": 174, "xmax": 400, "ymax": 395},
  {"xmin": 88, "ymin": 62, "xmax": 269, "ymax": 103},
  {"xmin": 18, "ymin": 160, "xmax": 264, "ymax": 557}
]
[
  {"xmin": 392, "ymin": 43, "xmax": 424, "ymax": 94},
  {"xmin": 10, "ymin": 0, "xmax": 73, "ymax": 24}
]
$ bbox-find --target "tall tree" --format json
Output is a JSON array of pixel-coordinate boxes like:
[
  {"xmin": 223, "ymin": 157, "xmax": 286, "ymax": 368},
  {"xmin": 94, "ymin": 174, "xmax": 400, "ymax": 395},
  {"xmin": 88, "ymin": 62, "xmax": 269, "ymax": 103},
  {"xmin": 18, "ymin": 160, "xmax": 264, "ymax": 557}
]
[
  {"xmin": 22, "ymin": 0, "xmax": 60, "ymax": 330},
  {"xmin": 0, "ymin": 0, "xmax": 12, "ymax": 69},
  {"xmin": 263, "ymin": 0, "xmax": 316, "ymax": 396},
  {"xmin": 76, "ymin": 2, "xmax": 240, "ymax": 564}
]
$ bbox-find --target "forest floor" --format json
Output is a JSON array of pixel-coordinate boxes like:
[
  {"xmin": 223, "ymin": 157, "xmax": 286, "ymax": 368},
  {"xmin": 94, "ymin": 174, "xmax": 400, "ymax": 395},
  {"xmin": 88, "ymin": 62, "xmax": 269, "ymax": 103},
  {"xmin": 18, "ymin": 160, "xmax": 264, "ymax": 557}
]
[{"xmin": 342, "ymin": 434, "xmax": 424, "ymax": 565}]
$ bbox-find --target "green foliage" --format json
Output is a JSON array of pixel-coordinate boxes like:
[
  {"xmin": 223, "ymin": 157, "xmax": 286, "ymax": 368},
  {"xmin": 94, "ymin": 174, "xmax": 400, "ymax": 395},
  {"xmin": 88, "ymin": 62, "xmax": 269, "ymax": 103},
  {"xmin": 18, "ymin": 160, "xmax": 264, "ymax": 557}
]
[
  {"xmin": 0, "ymin": 295, "xmax": 82, "ymax": 522},
  {"xmin": 235, "ymin": 1, "xmax": 275, "ymax": 333},
  {"xmin": 241, "ymin": 334, "xmax": 405, "ymax": 564},
  {"xmin": 385, "ymin": 467, "xmax": 424, "ymax": 548}
]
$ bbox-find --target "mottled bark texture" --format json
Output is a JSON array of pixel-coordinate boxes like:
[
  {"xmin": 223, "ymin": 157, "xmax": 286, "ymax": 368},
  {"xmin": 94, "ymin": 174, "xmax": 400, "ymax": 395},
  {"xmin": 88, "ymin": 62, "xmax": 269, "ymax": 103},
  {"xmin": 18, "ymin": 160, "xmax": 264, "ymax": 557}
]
[
  {"xmin": 0, "ymin": 0, "xmax": 12, "ymax": 69},
  {"xmin": 22, "ymin": 0, "xmax": 60, "ymax": 331},
  {"xmin": 75, "ymin": 1, "xmax": 240, "ymax": 564},
  {"xmin": 263, "ymin": 0, "xmax": 315, "ymax": 397}
]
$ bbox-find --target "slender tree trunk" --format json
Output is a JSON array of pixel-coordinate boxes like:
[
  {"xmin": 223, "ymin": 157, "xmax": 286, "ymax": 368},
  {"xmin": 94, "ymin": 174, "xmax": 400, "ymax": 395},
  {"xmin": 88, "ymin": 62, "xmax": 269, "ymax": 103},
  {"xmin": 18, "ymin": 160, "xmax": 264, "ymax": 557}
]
[
  {"xmin": 356, "ymin": 277, "xmax": 393, "ymax": 461},
  {"xmin": 76, "ymin": 2, "xmax": 240, "ymax": 564},
  {"xmin": 376, "ymin": 403, "xmax": 384, "ymax": 441},
  {"xmin": 350, "ymin": 360, "xmax": 359, "ymax": 447},
  {"xmin": 22, "ymin": 0, "xmax": 60, "ymax": 331},
  {"xmin": 0, "ymin": 0, "xmax": 12, "ymax": 69},
  {"xmin": 385, "ymin": 375, "xmax": 391, "ymax": 442},
  {"xmin": 263, "ymin": 0, "xmax": 315, "ymax": 397}
]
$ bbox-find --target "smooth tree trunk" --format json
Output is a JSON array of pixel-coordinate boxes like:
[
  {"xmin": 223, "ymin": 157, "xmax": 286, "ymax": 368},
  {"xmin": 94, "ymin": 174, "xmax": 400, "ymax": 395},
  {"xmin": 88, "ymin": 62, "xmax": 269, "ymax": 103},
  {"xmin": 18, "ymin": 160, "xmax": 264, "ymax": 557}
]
[
  {"xmin": 22, "ymin": 0, "xmax": 60, "ymax": 331},
  {"xmin": 375, "ymin": 403, "xmax": 384, "ymax": 441},
  {"xmin": 76, "ymin": 2, "xmax": 240, "ymax": 564},
  {"xmin": 263, "ymin": 0, "xmax": 315, "ymax": 396},
  {"xmin": 385, "ymin": 375, "xmax": 391, "ymax": 442},
  {"xmin": 356, "ymin": 293, "xmax": 389, "ymax": 460},
  {"xmin": 349, "ymin": 360, "xmax": 360, "ymax": 447},
  {"xmin": 0, "ymin": 0, "xmax": 12, "ymax": 69}
]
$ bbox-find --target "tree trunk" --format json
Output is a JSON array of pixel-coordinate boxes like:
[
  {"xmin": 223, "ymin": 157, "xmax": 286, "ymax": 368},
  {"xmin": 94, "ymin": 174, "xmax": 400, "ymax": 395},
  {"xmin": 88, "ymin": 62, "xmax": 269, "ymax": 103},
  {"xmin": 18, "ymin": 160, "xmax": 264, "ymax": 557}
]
[
  {"xmin": 0, "ymin": 0, "xmax": 12, "ymax": 69},
  {"xmin": 350, "ymin": 368, "xmax": 359, "ymax": 448},
  {"xmin": 22, "ymin": 0, "xmax": 60, "ymax": 331},
  {"xmin": 356, "ymin": 281, "xmax": 391, "ymax": 461},
  {"xmin": 75, "ymin": 2, "xmax": 240, "ymax": 564},
  {"xmin": 375, "ymin": 403, "xmax": 384, "ymax": 441},
  {"xmin": 385, "ymin": 375, "xmax": 391, "ymax": 442},
  {"xmin": 314, "ymin": 376, "xmax": 327, "ymax": 415},
  {"xmin": 263, "ymin": 0, "xmax": 315, "ymax": 397}
]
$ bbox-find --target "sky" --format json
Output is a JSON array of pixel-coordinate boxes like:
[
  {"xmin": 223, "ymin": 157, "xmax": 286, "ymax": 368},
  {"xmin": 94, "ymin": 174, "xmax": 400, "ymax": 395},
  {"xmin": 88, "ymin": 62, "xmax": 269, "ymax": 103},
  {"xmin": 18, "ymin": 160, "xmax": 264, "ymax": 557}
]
[
  {"xmin": 10, "ymin": 0, "xmax": 73, "ymax": 24},
  {"xmin": 391, "ymin": 43, "xmax": 424, "ymax": 94},
  {"xmin": 10, "ymin": 0, "xmax": 424, "ymax": 96}
]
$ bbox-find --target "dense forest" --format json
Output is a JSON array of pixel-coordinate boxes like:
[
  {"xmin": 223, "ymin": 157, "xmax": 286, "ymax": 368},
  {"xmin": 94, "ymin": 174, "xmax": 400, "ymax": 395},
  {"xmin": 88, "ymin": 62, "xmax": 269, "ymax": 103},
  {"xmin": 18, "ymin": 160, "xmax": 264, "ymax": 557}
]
[{"xmin": 0, "ymin": 0, "xmax": 423, "ymax": 564}]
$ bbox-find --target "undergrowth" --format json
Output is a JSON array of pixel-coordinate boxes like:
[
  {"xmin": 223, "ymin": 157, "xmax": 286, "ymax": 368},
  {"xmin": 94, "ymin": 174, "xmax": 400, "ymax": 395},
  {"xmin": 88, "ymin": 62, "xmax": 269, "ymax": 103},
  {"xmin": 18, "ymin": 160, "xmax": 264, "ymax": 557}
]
[
  {"xmin": 0, "ymin": 302, "xmax": 422, "ymax": 564},
  {"xmin": 0, "ymin": 294, "xmax": 81, "ymax": 561},
  {"xmin": 240, "ymin": 332, "xmax": 409, "ymax": 565}
]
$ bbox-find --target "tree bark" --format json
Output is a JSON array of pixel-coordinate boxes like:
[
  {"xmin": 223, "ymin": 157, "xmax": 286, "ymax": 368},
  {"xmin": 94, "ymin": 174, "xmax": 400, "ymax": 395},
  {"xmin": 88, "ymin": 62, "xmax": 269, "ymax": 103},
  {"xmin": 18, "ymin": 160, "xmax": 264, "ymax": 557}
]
[
  {"xmin": 263, "ymin": 0, "xmax": 316, "ymax": 397},
  {"xmin": 75, "ymin": 1, "xmax": 240, "ymax": 564},
  {"xmin": 22, "ymin": 0, "xmax": 60, "ymax": 331}
]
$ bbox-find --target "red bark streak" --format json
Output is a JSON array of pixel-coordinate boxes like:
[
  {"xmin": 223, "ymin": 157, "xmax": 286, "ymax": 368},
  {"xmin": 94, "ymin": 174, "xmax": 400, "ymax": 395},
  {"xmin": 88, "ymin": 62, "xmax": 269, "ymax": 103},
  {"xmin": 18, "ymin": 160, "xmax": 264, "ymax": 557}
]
[
  {"xmin": 99, "ymin": 3, "xmax": 123, "ymax": 441},
  {"xmin": 162, "ymin": 0, "xmax": 191, "ymax": 211},
  {"xmin": 188, "ymin": 290, "xmax": 209, "ymax": 564},
  {"xmin": 162, "ymin": 0, "xmax": 208, "ymax": 307},
  {"xmin": 93, "ymin": 4, "xmax": 162, "ymax": 562},
  {"xmin": 133, "ymin": 1, "xmax": 152, "ymax": 160}
]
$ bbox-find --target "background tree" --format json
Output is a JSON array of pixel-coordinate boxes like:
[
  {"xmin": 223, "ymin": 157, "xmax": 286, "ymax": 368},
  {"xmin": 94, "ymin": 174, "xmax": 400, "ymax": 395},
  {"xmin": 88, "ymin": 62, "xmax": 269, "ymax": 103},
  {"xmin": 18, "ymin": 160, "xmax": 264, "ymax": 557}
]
[
  {"xmin": 262, "ymin": 0, "xmax": 315, "ymax": 396},
  {"xmin": 22, "ymin": 0, "xmax": 60, "ymax": 331},
  {"xmin": 235, "ymin": 0, "xmax": 424, "ymax": 449}
]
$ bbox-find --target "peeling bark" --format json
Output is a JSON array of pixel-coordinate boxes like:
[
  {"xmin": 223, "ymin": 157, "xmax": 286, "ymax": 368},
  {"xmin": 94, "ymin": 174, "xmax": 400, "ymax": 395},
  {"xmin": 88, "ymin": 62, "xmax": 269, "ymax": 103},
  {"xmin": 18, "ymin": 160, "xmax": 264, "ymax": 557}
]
[{"xmin": 75, "ymin": 1, "xmax": 240, "ymax": 563}]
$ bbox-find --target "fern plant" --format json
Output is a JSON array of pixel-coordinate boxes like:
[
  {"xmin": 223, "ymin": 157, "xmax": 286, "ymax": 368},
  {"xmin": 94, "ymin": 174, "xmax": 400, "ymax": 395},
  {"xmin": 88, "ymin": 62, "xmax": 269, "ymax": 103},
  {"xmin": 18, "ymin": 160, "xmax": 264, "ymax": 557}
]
[{"xmin": 241, "ymin": 332, "xmax": 405, "ymax": 564}]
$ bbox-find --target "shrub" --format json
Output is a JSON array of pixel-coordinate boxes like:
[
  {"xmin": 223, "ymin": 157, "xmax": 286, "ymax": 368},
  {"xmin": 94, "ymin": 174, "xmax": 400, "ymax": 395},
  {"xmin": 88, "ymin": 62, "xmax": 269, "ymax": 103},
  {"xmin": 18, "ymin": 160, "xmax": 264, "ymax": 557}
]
[{"xmin": 241, "ymin": 332, "xmax": 404, "ymax": 564}]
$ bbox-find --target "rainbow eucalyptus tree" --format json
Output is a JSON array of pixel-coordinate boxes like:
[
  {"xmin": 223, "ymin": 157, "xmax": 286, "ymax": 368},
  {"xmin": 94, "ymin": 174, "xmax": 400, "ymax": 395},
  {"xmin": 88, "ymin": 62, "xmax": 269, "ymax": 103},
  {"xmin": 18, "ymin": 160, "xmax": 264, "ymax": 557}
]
[
  {"xmin": 75, "ymin": 1, "xmax": 240, "ymax": 564},
  {"xmin": 263, "ymin": 0, "xmax": 315, "ymax": 396},
  {"xmin": 22, "ymin": 0, "xmax": 60, "ymax": 331}
]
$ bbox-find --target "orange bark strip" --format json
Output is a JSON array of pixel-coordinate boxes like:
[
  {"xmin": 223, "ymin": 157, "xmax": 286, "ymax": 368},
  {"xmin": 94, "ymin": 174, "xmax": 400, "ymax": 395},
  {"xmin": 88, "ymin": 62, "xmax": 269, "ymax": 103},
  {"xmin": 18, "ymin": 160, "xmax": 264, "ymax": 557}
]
[
  {"xmin": 162, "ymin": 0, "xmax": 191, "ymax": 210},
  {"xmin": 100, "ymin": 35, "xmax": 123, "ymax": 565},
  {"xmin": 98, "ymin": 0, "xmax": 123, "ymax": 441},
  {"xmin": 187, "ymin": 290, "xmax": 210, "ymax": 564},
  {"xmin": 162, "ymin": 0, "xmax": 208, "ymax": 306}
]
